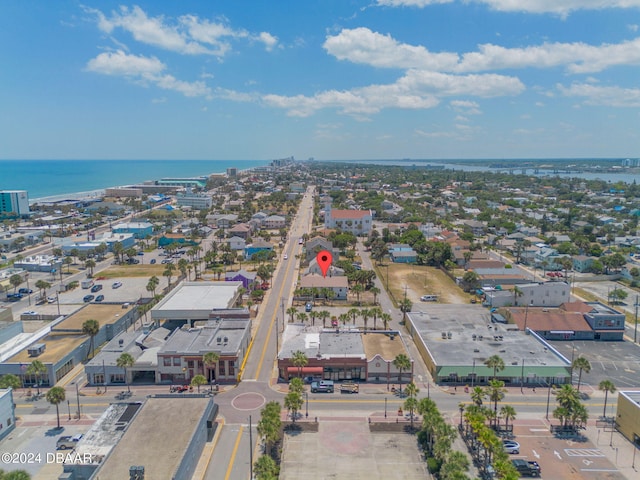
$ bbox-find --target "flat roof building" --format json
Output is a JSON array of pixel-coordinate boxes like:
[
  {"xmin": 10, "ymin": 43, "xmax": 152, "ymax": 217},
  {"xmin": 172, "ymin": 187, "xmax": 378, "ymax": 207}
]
[
  {"xmin": 151, "ymin": 281, "xmax": 242, "ymax": 327},
  {"xmin": 63, "ymin": 396, "xmax": 217, "ymax": 480},
  {"xmin": 406, "ymin": 305, "xmax": 571, "ymax": 386},
  {"xmin": 616, "ymin": 391, "xmax": 640, "ymax": 447},
  {"xmin": 0, "ymin": 190, "xmax": 30, "ymax": 218}
]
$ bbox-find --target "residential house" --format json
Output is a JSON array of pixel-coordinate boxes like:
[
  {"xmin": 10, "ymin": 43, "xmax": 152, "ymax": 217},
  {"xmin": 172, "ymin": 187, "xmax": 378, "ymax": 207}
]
[
  {"xmin": 390, "ymin": 250, "xmax": 417, "ymax": 263},
  {"xmin": 225, "ymin": 269, "xmax": 257, "ymax": 290},
  {"xmin": 324, "ymin": 205, "xmax": 373, "ymax": 235},
  {"xmin": 572, "ymin": 255, "xmax": 595, "ymax": 273},
  {"xmin": 227, "ymin": 236, "xmax": 246, "ymax": 251},
  {"xmin": 229, "ymin": 223, "xmax": 252, "ymax": 240},
  {"xmin": 244, "ymin": 238, "xmax": 273, "ymax": 260},
  {"xmin": 299, "ymin": 274, "xmax": 349, "ymax": 300},
  {"xmin": 304, "ymin": 236, "xmax": 335, "ymax": 263},
  {"xmin": 263, "ymin": 215, "xmax": 286, "ymax": 229}
]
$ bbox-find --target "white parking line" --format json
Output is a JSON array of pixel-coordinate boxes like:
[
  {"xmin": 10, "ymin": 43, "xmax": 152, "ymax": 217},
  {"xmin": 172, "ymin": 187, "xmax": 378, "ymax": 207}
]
[{"xmin": 565, "ymin": 449, "xmax": 605, "ymax": 457}]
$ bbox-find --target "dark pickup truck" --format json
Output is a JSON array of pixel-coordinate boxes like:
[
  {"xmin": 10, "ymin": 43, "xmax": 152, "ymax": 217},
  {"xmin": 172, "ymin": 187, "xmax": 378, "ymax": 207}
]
[{"xmin": 511, "ymin": 459, "xmax": 541, "ymax": 477}]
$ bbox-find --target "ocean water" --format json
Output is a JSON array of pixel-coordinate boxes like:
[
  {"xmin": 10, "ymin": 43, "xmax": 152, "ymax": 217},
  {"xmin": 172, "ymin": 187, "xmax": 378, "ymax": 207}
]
[{"xmin": 0, "ymin": 159, "xmax": 269, "ymax": 201}]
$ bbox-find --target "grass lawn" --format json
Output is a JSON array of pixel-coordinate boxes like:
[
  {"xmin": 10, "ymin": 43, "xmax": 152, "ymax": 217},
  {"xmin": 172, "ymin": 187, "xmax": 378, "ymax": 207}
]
[{"xmin": 96, "ymin": 265, "xmax": 167, "ymax": 278}]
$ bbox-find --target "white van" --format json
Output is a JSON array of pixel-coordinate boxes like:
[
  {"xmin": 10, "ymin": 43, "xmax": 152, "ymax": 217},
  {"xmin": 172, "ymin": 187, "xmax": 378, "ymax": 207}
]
[{"xmin": 420, "ymin": 295, "xmax": 438, "ymax": 302}]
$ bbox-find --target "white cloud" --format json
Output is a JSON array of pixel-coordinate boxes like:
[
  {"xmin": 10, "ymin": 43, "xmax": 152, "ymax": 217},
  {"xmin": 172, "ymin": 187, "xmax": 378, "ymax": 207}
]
[
  {"xmin": 86, "ymin": 50, "xmax": 212, "ymax": 99},
  {"xmin": 325, "ymin": 28, "xmax": 640, "ymax": 75},
  {"xmin": 257, "ymin": 32, "xmax": 279, "ymax": 51},
  {"xmin": 376, "ymin": 0, "xmax": 640, "ymax": 16},
  {"xmin": 324, "ymin": 27, "xmax": 459, "ymax": 70},
  {"xmin": 414, "ymin": 129, "xmax": 457, "ymax": 138},
  {"xmin": 263, "ymin": 70, "xmax": 521, "ymax": 118},
  {"xmin": 558, "ymin": 82, "xmax": 640, "ymax": 107},
  {"xmin": 87, "ymin": 5, "xmax": 277, "ymax": 58},
  {"xmin": 86, "ymin": 50, "xmax": 165, "ymax": 76}
]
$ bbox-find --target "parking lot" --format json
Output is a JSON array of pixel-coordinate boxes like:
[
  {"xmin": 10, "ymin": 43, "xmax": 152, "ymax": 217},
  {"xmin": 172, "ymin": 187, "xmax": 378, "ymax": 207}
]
[
  {"xmin": 509, "ymin": 419, "xmax": 627, "ymax": 480},
  {"xmin": 549, "ymin": 340, "xmax": 640, "ymax": 391}
]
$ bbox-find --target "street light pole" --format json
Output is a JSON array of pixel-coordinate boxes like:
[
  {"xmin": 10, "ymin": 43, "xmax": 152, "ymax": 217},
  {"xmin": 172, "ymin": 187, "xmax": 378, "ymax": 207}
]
[
  {"xmin": 67, "ymin": 400, "xmax": 70, "ymax": 421},
  {"xmin": 521, "ymin": 359, "xmax": 525, "ymax": 394},
  {"xmin": 634, "ymin": 295, "xmax": 638, "ymax": 344},
  {"xmin": 74, "ymin": 382, "xmax": 81, "ymax": 419},
  {"xmin": 305, "ymin": 392, "xmax": 309, "ymax": 418},
  {"xmin": 384, "ymin": 397, "xmax": 387, "ymax": 418},
  {"xmin": 546, "ymin": 381, "xmax": 552, "ymax": 420}
]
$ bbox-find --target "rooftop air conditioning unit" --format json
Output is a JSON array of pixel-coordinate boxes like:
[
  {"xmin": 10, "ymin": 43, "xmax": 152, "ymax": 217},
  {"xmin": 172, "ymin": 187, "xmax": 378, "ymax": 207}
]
[{"xmin": 28, "ymin": 343, "xmax": 46, "ymax": 357}]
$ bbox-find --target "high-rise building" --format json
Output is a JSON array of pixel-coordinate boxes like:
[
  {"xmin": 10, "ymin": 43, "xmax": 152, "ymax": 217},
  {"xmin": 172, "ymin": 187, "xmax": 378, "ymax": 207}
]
[{"xmin": 0, "ymin": 190, "xmax": 30, "ymax": 217}]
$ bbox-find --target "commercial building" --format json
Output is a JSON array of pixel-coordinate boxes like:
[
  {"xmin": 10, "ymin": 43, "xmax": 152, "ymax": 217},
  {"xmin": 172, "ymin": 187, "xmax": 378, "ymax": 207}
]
[
  {"xmin": 0, "ymin": 389, "xmax": 16, "ymax": 441},
  {"xmin": 151, "ymin": 281, "xmax": 243, "ymax": 328},
  {"xmin": 405, "ymin": 305, "xmax": 571, "ymax": 386},
  {"xmin": 277, "ymin": 325, "xmax": 411, "ymax": 383},
  {"xmin": 0, "ymin": 303, "xmax": 137, "ymax": 387},
  {"xmin": 176, "ymin": 191, "xmax": 213, "ymax": 210},
  {"xmin": 61, "ymin": 396, "xmax": 218, "ymax": 480},
  {"xmin": 13, "ymin": 255, "xmax": 62, "ymax": 273},
  {"xmin": 482, "ymin": 281, "xmax": 571, "ymax": 308},
  {"xmin": 112, "ymin": 221, "xmax": 153, "ymax": 239},
  {"xmin": 157, "ymin": 176, "xmax": 209, "ymax": 189},
  {"xmin": 507, "ymin": 301, "xmax": 626, "ymax": 341},
  {"xmin": 616, "ymin": 391, "xmax": 640, "ymax": 447},
  {"xmin": 105, "ymin": 187, "xmax": 143, "ymax": 198},
  {"xmin": 0, "ymin": 190, "xmax": 30, "ymax": 218}
]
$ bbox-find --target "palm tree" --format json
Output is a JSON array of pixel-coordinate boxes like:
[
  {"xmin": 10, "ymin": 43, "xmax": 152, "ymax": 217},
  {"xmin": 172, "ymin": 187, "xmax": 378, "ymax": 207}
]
[
  {"xmin": 291, "ymin": 350, "xmax": 308, "ymax": 379},
  {"xmin": 500, "ymin": 404, "xmax": 517, "ymax": 433},
  {"xmin": 163, "ymin": 263, "xmax": 176, "ymax": 288},
  {"xmin": 572, "ymin": 356, "xmax": 591, "ymax": 392},
  {"xmin": 351, "ymin": 284, "xmax": 364, "ymax": 304},
  {"xmin": 348, "ymin": 307, "xmax": 360, "ymax": 326},
  {"xmin": 203, "ymin": 352, "xmax": 220, "ymax": 384},
  {"xmin": 470, "ymin": 386, "xmax": 485, "ymax": 406},
  {"xmin": 82, "ymin": 319, "xmax": 100, "ymax": 360},
  {"xmin": 369, "ymin": 286, "xmax": 380, "ymax": 305},
  {"xmin": 190, "ymin": 374, "xmax": 207, "ymax": 392},
  {"xmin": 484, "ymin": 354, "xmax": 505, "ymax": 379},
  {"xmin": 257, "ymin": 401, "xmax": 281, "ymax": 457},
  {"xmin": 296, "ymin": 311, "xmax": 308, "ymax": 324},
  {"xmin": 0, "ymin": 374, "xmax": 21, "ymax": 390},
  {"xmin": 46, "ymin": 386, "xmax": 66, "ymax": 429},
  {"xmin": 393, "ymin": 353, "xmax": 411, "ymax": 394},
  {"xmin": 381, "ymin": 312, "xmax": 392, "ymax": 330},
  {"xmin": 485, "ymin": 379, "xmax": 507, "ymax": 428},
  {"xmin": 318, "ymin": 310, "xmax": 331, "ymax": 328},
  {"xmin": 116, "ymin": 352, "xmax": 135, "ymax": 393},
  {"xmin": 26, "ymin": 360, "xmax": 47, "ymax": 395},
  {"xmin": 404, "ymin": 381, "xmax": 420, "ymax": 429},
  {"xmin": 284, "ymin": 390, "xmax": 303, "ymax": 423},
  {"xmin": 360, "ymin": 308, "xmax": 371, "ymax": 332},
  {"xmin": 147, "ymin": 275, "xmax": 159, "ymax": 296},
  {"xmin": 598, "ymin": 379, "xmax": 616, "ymax": 418},
  {"xmin": 85, "ymin": 259, "xmax": 96, "ymax": 276},
  {"xmin": 286, "ymin": 306, "xmax": 297, "ymax": 324}
]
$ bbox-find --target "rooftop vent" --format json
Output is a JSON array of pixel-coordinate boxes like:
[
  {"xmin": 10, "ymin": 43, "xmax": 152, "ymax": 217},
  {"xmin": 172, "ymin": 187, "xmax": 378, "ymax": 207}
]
[{"xmin": 27, "ymin": 343, "xmax": 46, "ymax": 357}]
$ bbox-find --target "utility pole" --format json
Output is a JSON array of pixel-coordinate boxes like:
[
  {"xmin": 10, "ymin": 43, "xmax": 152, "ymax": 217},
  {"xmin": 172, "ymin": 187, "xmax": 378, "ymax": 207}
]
[
  {"xmin": 634, "ymin": 295, "xmax": 638, "ymax": 344},
  {"xmin": 249, "ymin": 415, "xmax": 253, "ymax": 480}
]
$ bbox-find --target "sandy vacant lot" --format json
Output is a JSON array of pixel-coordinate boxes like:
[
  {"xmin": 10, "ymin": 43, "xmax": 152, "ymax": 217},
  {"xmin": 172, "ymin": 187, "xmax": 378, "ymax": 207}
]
[{"xmin": 378, "ymin": 263, "xmax": 470, "ymax": 305}]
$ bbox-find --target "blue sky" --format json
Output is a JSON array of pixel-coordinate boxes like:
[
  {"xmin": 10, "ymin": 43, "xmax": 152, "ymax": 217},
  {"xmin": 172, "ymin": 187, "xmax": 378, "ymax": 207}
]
[{"xmin": 1, "ymin": 0, "xmax": 639, "ymax": 160}]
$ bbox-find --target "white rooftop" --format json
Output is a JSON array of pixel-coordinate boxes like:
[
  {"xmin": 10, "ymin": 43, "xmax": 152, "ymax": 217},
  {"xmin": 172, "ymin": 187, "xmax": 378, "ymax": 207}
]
[{"xmin": 151, "ymin": 281, "xmax": 241, "ymax": 321}]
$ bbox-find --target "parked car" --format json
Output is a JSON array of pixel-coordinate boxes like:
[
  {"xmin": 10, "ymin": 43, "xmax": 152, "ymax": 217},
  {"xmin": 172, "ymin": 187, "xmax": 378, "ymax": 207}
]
[
  {"xmin": 511, "ymin": 459, "xmax": 541, "ymax": 477},
  {"xmin": 47, "ymin": 296, "xmax": 57, "ymax": 303},
  {"xmin": 420, "ymin": 295, "xmax": 438, "ymax": 302},
  {"xmin": 150, "ymin": 258, "xmax": 156, "ymax": 264},
  {"xmin": 305, "ymin": 302, "xmax": 313, "ymax": 312},
  {"xmin": 23, "ymin": 310, "xmax": 38, "ymax": 316},
  {"xmin": 112, "ymin": 281, "xmax": 123, "ymax": 289},
  {"xmin": 311, "ymin": 380, "xmax": 334, "ymax": 393},
  {"xmin": 57, "ymin": 434, "xmax": 83, "ymax": 450},
  {"xmin": 283, "ymin": 254, "xmax": 288, "ymax": 260},
  {"xmin": 95, "ymin": 295, "xmax": 105, "ymax": 302},
  {"xmin": 18, "ymin": 288, "xmax": 33, "ymax": 294},
  {"xmin": 6, "ymin": 293, "xmax": 23, "ymax": 301},
  {"xmin": 503, "ymin": 440, "xmax": 520, "ymax": 454},
  {"xmin": 91, "ymin": 284, "xmax": 103, "ymax": 293},
  {"xmin": 83, "ymin": 295, "xmax": 95, "ymax": 302}
]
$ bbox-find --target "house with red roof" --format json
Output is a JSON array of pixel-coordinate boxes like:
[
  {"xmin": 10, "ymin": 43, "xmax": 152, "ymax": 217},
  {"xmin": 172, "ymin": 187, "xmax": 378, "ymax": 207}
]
[{"xmin": 324, "ymin": 204, "xmax": 372, "ymax": 235}]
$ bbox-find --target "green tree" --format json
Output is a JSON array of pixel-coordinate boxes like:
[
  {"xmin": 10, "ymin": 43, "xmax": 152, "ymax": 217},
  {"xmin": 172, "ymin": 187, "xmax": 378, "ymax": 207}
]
[
  {"xmin": 369, "ymin": 286, "xmax": 380, "ymax": 305},
  {"xmin": 82, "ymin": 319, "xmax": 100, "ymax": 360},
  {"xmin": 485, "ymin": 379, "xmax": 507, "ymax": 428},
  {"xmin": 9, "ymin": 274, "xmax": 23, "ymax": 293},
  {"xmin": 190, "ymin": 374, "xmax": 207, "ymax": 392},
  {"xmin": 257, "ymin": 401, "xmax": 281, "ymax": 458},
  {"xmin": 500, "ymin": 404, "xmax": 517, "ymax": 432},
  {"xmin": 284, "ymin": 390, "xmax": 303, "ymax": 423},
  {"xmin": 598, "ymin": 379, "xmax": 616, "ymax": 418},
  {"xmin": 291, "ymin": 350, "xmax": 308, "ymax": 379},
  {"xmin": 572, "ymin": 355, "xmax": 591, "ymax": 392},
  {"xmin": 26, "ymin": 360, "xmax": 47, "ymax": 395},
  {"xmin": 203, "ymin": 352, "xmax": 220, "ymax": 384},
  {"xmin": 46, "ymin": 386, "xmax": 66, "ymax": 429},
  {"xmin": 286, "ymin": 306, "xmax": 297, "ymax": 324},
  {"xmin": 0, "ymin": 470, "xmax": 32, "ymax": 480},
  {"xmin": 471, "ymin": 386, "xmax": 485, "ymax": 407},
  {"xmin": 163, "ymin": 263, "xmax": 176, "ymax": 288},
  {"xmin": 147, "ymin": 275, "xmax": 160, "ymax": 297},
  {"xmin": 485, "ymin": 355, "xmax": 505, "ymax": 379},
  {"xmin": 254, "ymin": 454, "xmax": 279, "ymax": 480},
  {"xmin": 393, "ymin": 353, "xmax": 411, "ymax": 394},
  {"xmin": 116, "ymin": 352, "xmax": 135, "ymax": 393},
  {"xmin": 351, "ymin": 284, "xmax": 364, "ymax": 304},
  {"xmin": 34, "ymin": 280, "xmax": 51, "ymax": 300},
  {"xmin": 0, "ymin": 374, "xmax": 21, "ymax": 390},
  {"xmin": 404, "ymin": 381, "xmax": 420, "ymax": 429}
]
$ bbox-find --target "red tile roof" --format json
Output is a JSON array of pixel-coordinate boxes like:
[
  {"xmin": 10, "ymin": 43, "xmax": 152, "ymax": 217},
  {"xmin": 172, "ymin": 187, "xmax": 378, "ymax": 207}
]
[{"xmin": 330, "ymin": 209, "xmax": 371, "ymax": 219}]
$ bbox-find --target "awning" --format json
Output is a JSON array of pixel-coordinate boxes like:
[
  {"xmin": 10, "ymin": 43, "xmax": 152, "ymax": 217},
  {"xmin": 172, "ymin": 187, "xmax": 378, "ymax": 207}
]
[
  {"xmin": 287, "ymin": 367, "xmax": 324, "ymax": 375},
  {"xmin": 550, "ymin": 330, "xmax": 575, "ymax": 334}
]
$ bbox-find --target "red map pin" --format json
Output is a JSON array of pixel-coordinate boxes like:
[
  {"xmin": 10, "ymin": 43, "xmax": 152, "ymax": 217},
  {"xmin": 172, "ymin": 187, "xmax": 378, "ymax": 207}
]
[{"xmin": 316, "ymin": 250, "xmax": 333, "ymax": 278}]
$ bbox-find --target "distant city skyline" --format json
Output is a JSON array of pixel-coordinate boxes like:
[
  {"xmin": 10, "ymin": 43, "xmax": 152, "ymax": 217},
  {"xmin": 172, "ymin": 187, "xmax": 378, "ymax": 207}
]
[{"xmin": 1, "ymin": 1, "xmax": 639, "ymax": 160}]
